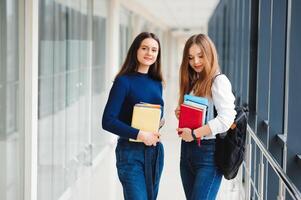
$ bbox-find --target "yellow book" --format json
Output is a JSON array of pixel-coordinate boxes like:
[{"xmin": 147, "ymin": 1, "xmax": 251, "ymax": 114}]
[{"xmin": 130, "ymin": 103, "xmax": 161, "ymax": 142}]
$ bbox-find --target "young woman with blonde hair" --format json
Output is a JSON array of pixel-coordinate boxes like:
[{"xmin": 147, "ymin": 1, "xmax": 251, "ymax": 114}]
[{"xmin": 175, "ymin": 34, "xmax": 236, "ymax": 200}]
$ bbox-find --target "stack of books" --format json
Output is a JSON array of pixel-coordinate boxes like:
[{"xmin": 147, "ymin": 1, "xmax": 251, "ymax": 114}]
[
  {"xmin": 130, "ymin": 102, "xmax": 161, "ymax": 142},
  {"xmin": 178, "ymin": 94, "xmax": 208, "ymax": 145}
]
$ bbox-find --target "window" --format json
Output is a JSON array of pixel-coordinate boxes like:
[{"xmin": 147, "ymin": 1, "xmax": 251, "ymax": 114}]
[{"xmin": 0, "ymin": 0, "xmax": 23, "ymax": 199}]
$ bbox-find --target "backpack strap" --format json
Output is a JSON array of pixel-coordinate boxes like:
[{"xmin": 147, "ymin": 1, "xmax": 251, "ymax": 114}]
[
  {"xmin": 213, "ymin": 106, "xmax": 217, "ymax": 118},
  {"xmin": 213, "ymin": 73, "xmax": 222, "ymax": 117},
  {"xmin": 213, "ymin": 73, "xmax": 223, "ymax": 81}
]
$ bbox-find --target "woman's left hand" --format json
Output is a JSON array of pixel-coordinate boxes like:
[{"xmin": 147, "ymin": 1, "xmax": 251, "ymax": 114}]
[{"xmin": 177, "ymin": 128, "xmax": 194, "ymax": 142}]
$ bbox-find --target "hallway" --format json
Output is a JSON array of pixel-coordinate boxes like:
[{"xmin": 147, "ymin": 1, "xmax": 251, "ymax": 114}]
[{"xmin": 1, "ymin": 0, "xmax": 301, "ymax": 199}]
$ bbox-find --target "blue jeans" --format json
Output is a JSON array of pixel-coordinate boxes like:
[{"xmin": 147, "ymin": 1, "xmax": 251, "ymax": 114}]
[
  {"xmin": 180, "ymin": 139, "xmax": 222, "ymax": 200},
  {"xmin": 115, "ymin": 139, "xmax": 164, "ymax": 200}
]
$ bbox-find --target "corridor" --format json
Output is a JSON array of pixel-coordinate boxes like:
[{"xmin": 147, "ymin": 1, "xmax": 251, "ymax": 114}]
[{"xmin": 1, "ymin": 0, "xmax": 301, "ymax": 200}]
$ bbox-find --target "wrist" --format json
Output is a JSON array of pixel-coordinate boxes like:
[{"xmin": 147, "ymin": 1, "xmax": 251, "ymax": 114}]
[
  {"xmin": 137, "ymin": 131, "xmax": 145, "ymax": 140},
  {"xmin": 191, "ymin": 129, "xmax": 197, "ymax": 141}
]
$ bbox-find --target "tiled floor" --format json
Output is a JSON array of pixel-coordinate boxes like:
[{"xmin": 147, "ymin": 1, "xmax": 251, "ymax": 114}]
[{"xmin": 62, "ymin": 74, "xmax": 244, "ymax": 200}]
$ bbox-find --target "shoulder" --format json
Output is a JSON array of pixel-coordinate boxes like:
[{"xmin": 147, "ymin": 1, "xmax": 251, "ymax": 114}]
[
  {"xmin": 211, "ymin": 74, "xmax": 234, "ymax": 99},
  {"xmin": 113, "ymin": 75, "xmax": 131, "ymax": 89},
  {"xmin": 153, "ymin": 78, "xmax": 163, "ymax": 85},
  {"xmin": 115, "ymin": 74, "xmax": 135, "ymax": 82},
  {"xmin": 212, "ymin": 74, "xmax": 232, "ymax": 89},
  {"xmin": 145, "ymin": 75, "xmax": 163, "ymax": 87},
  {"xmin": 152, "ymin": 79, "xmax": 163, "ymax": 90}
]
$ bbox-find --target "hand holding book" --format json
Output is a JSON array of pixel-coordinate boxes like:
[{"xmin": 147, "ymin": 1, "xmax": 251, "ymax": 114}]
[
  {"xmin": 177, "ymin": 95, "xmax": 209, "ymax": 146},
  {"xmin": 131, "ymin": 102, "xmax": 162, "ymax": 145},
  {"xmin": 177, "ymin": 127, "xmax": 194, "ymax": 142},
  {"xmin": 137, "ymin": 130, "xmax": 160, "ymax": 146}
]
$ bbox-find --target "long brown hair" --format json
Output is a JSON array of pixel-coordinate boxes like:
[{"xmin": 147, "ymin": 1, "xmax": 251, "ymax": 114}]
[
  {"xmin": 115, "ymin": 32, "xmax": 163, "ymax": 82},
  {"xmin": 178, "ymin": 34, "xmax": 220, "ymax": 105}
]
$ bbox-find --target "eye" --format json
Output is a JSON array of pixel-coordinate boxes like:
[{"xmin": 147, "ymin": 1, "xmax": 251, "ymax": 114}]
[
  {"xmin": 188, "ymin": 56, "xmax": 193, "ymax": 60},
  {"xmin": 152, "ymin": 49, "xmax": 157, "ymax": 52},
  {"xmin": 141, "ymin": 47, "xmax": 147, "ymax": 50}
]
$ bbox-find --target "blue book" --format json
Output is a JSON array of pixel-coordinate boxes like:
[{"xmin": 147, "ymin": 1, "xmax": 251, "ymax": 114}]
[{"xmin": 184, "ymin": 94, "xmax": 208, "ymax": 106}]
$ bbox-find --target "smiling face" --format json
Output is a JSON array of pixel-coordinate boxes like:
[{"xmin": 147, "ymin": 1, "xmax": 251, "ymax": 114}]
[
  {"xmin": 137, "ymin": 38, "xmax": 159, "ymax": 70},
  {"xmin": 188, "ymin": 44, "xmax": 206, "ymax": 73}
]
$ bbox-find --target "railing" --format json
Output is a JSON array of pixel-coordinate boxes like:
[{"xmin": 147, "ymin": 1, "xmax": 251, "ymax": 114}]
[{"xmin": 243, "ymin": 125, "xmax": 301, "ymax": 200}]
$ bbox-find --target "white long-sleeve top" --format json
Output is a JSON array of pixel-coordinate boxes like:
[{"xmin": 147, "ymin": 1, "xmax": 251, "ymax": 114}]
[{"xmin": 201, "ymin": 74, "xmax": 236, "ymax": 140}]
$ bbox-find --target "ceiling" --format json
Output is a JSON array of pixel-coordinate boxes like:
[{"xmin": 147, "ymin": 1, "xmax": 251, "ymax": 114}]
[{"xmin": 132, "ymin": 0, "xmax": 220, "ymax": 36}]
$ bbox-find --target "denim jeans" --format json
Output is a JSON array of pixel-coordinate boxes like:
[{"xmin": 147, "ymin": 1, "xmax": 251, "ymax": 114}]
[
  {"xmin": 180, "ymin": 139, "xmax": 222, "ymax": 200},
  {"xmin": 115, "ymin": 139, "xmax": 164, "ymax": 200}
]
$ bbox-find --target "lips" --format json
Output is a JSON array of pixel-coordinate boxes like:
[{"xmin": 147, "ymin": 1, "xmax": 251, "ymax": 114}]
[{"xmin": 144, "ymin": 57, "xmax": 153, "ymax": 61}]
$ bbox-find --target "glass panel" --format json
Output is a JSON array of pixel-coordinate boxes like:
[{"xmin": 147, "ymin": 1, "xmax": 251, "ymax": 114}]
[
  {"xmin": 6, "ymin": 83, "xmax": 18, "ymax": 134},
  {"xmin": 53, "ymin": 68, "xmax": 67, "ymax": 199},
  {"xmin": 119, "ymin": 7, "xmax": 131, "ymax": 67},
  {"xmin": 0, "ymin": 87, "xmax": 4, "ymax": 136},
  {"xmin": 38, "ymin": 0, "xmax": 55, "ymax": 199},
  {"xmin": 6, "ymin": 0, "xmax": 19, "ymax": 83},
  {"xmin": 39, "ymin": 0, "xmax": 54, "ymax": 76},
  {"xmin": 0, "ymin": 0, "xmax": 22, "ymax": 199},
  {"xmin": 37, "ymin": 0, "xmax": 109, "ymax": 197},
  {"xmin": 39, "ymin": 0, "xmax": 94, "ymax": 197},
  {"xmin": 52, "ymin": 3, "xmax": 67, "ymax": 198},
  {"xmin": 92, "ymin": 16, "xmax": 106, "ymax": 94},
  {"xmin": 52, "ymin": 73, "xmax": 66, "ymax": 199},
  {"xmin": 38, "ymin": 77, "xmax": 54, "ymax": 200},
  {"xmin": 38, "ymin": 77, "xmax": 54, "ymax": 118},
  {"xmin": 37, "ymin": 117, "xmax": 53, "ymax": 200},
  {"xmin": 91, "ymin": 0, "xmax": 109, "ymax": 159}
]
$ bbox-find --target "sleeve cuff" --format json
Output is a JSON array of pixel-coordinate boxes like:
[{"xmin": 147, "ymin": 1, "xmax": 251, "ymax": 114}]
[{"xmin": 208, "ymin": 116, "xmax": 233, "ymax": 136}]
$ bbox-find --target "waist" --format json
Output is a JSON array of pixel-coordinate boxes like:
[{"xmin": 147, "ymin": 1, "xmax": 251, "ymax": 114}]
[
  {"xmin": 182, "ymin": 138, "xmax": 216, "ymax": 145},
  {"xmin": 118, "ymin": 138, "xmax": 162, "ymax": 147}
]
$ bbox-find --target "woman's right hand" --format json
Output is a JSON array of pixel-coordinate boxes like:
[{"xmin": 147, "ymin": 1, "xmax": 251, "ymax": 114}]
[
  {"xmin": 174, "ymin": 106, "xmax": 180, "ymax": 119},
  {"xmin": 137, "ymin": 131, "xmax": 160, "ymax": 146}
]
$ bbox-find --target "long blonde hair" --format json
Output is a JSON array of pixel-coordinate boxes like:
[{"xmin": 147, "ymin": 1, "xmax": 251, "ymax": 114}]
[{"xmin": 178, "ymin": 34, "xmax": 220, "ymax": 105}]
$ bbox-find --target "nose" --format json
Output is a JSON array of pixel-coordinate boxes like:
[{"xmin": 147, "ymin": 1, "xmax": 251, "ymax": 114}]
[
  {"xmin": 147, "ymin": 49, "xmax": 152, "ymax": 55},
  {"xmin": 194, "ymin": 57, "xmax": 200, "ymax": 64}
]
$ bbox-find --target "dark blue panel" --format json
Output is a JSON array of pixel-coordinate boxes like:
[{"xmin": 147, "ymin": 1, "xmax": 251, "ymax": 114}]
[
  {"xmin": 231, "ymin": 0, "xmax": 238, "ymax": 93},
  {"xmin": 256, "ymin": 0, "xmax": 272, "ymax": 145},
  {"xmin": 256, "ymin": 1, "xmax": 273, "ymax": 197},
  {"xmin": 248, "ymin": 0, "xmax": 259, "ymax": 129},
  {"xmin": 235, "ymin": 0, "xmax": 243, "ymax": 100},
  {"xmin": 225, "ymin": 3, "xmax": 230, "ymax": 75},
  {"xmin": 268, "ymin": 0, "xmax": 286, "ymax": 161},
  {"xmin": 267, "ymin": 0, "xmax": 287, "ymax": 199},
  {"xmin": 242, "ymin": 1, "xmax": 251, "ymax": 106},
  {"xmin": 286, "ymin": 0, "xmax": 301, "ymax": 192},
  {"xmin": 228, "ymin": 0, "xmax": 236, "ymax": 83},
  {"xmin": 221, "ymin": 5, "xmax": 227, "ymax": 70}
]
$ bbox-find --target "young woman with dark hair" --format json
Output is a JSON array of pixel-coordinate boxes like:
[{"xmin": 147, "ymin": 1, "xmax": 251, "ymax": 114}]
[{"xmin": 102, "ymin": 32, "xmax": 164, "ymax": 200}]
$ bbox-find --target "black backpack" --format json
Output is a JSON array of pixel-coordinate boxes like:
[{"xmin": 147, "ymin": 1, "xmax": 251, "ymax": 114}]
[{"xmin": 214, "ymin": 105, "xmax": 248, "ymax": 180}]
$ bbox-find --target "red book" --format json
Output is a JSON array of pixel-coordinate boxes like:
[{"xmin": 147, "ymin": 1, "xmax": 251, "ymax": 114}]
[{"xmin": 178, "ymin": 104, "xmax": 204, "ymax": 145}]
